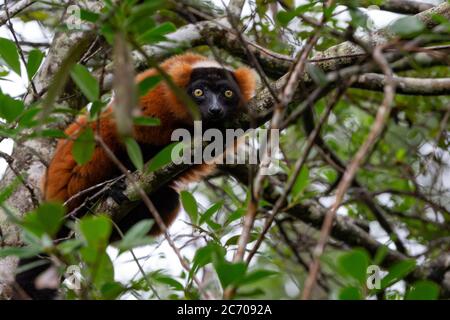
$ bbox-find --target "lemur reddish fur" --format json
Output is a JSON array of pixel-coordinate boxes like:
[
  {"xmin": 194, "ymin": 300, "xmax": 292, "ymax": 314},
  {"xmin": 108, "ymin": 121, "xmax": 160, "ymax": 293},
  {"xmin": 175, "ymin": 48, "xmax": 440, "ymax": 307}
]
[{"xmin": 43, "ymin": 53, "xmax": 256, "ymax": 235}]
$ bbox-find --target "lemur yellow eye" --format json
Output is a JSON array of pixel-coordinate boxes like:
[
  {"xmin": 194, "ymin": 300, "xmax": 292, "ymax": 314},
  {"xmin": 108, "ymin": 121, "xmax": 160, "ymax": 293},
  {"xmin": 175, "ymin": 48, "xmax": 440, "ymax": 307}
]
[
  {"xmin": 224, "ymin": 90, "xmax": 233, "ymax": 98},
  {"xmin": 193, "ymin": 89, "xmax": 203, "ymax": 97}
]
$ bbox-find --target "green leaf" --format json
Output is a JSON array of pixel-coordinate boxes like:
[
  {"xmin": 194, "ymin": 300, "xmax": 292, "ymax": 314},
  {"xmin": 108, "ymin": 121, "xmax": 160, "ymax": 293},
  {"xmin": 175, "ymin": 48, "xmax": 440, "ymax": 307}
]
[
  {"xmin": 133, "ymin": 116, "xmax": 160, "ymax": 126},
  {"xmin": 0, "ymin": 92, "xmax": 25, "ymax": 123},
  {"xmin": 101, "ymin": 282, "xmax": 125, "ymax": 299},
  {"xmin": 381, "ymin": 259, "xmax": 416, "ymax": 289},
  {"xmin": 276, "ymin": 10, "xmax": 296, "ymax": 26},
  {"xmin": 80, "ymin": 248, "xmax": 115, "ymax": 289},
  {"xmin": 390, "ymin": 16, "xmax": 425, "ymax": 37},
  {"xmin": 349, "ymin": 8, "xmax": 368, "ymax": 29},
  {"xmin": 80, "ymin": 8, "xmax": 100, "ymax": 23},
  {"xmin": 89, "ymin": 101, "xmax": 106, "ymax": 120},
  {"xmin": 26, "ymin": 49, "xmax": 44, "ymax": 80},
  {"xmin": 225, "ymin": 233, "xmax": 258, "ymax": 246},
  {"xmin": 147, "ymin": 142, "xmax": 180, "ymax": 172},
  {"xmin": 276, "ymin": 3, "xmax": 315, "ymax": 27},
  {"xmin": 199, "ymin": 201, "xmax": 223, "ymax": 225},
  {"xmin": 117, "ymin": 219, "xmax": 154, "ymax": 253},
  {"xmin": 0, "ymin": 37, "xmax": 21, "ymax": 75},
  {"xmin": 57, "ymin": 239, "xmax": 83, "ymax": 255},
  {"xmin": 22, "ymin": 202, "xmax": 65, "ymax": 238},
  {"xmin": 214, "ymin": 260, "xmax": 247, "ymax": 289},
  {"xmin": 180, "ymin": 191, "xmax": 198, "ymax": 224},
  {"xmin": 153, "ymin": 275, "xmax": 184, "ymax": 291},
  {"xmin": 239, "ymin": 269, "xmax": 278, "ymax": 286},
  {"xmin": 127, "ymin": 0, "xmax": 164, "ymax": 26},
  {"xmin": 405, "ymin": 280, "xmax": 439, "ymax": 300},
  {"xmin": 225, "ymin": 208, "xmax": 246, "ymax": 225},
  {"xmin": 373, "ymin": 245, "xmax": 389, "ymax": 265},
  {"xmin": 338, "ymin": 286, "xmax": 362, "ymax": 300},
  {"xmin": 79, "ymin": 215, "xmax": 112, "ymax": 248},
  {"xmin": 306, "ymin": 63, "xmax": 328, "ymax": 86},
  {"xmin": 72, "ymin": 127, "xmax": 96, "ymax": 165},
  {"xmin": 40, "ymin": 129, "xmax": 66, "ymax": 138},
  {"xmin": 0, "ymin": 177, "xmax": 21, "ymax": 205},
  {"xmin": 70, "ymin": 64, "xmax": 99, "ymax": 102},
  {"xmin": 138, "ymin": 75, "xmax": 162, "ymax": 96},
  {"xmin": 138, "ymin": 22, "xmax": 176, "ymax": 44},
  {"xmin": 124, "ymin": 137, "xmax": 144, "ymax": 171},
  {"xmin": 291, "ymin": 166, "xmax": 309, "ymax": 200},
  {"xmin": 17, "ymin": 105, "xmax": 40, "ymax": 128},
  {"xmin": 191, "ymin": 242, "xmax": 225, "ymax": 275},
  {"xmin": 338, "ymin": 249, "xmax": 370, "ymax": 284},
  {"xmin": 0, "ymin": 246, "xmax": 42, "ymax": 258}
]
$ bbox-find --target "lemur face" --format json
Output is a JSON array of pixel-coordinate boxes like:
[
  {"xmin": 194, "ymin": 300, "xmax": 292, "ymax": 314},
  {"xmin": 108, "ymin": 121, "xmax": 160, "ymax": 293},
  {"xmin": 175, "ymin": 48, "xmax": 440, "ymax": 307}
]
[{"xmin": 187, "ymin": 66, "xmax": 242, "ymax": 125}]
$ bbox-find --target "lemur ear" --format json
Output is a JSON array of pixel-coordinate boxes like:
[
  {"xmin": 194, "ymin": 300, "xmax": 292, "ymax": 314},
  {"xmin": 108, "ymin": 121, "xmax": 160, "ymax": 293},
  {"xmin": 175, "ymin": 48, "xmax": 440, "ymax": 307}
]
[{"xmin": 233, "ymin": 67, "xmax": 257, "ymax": 102}]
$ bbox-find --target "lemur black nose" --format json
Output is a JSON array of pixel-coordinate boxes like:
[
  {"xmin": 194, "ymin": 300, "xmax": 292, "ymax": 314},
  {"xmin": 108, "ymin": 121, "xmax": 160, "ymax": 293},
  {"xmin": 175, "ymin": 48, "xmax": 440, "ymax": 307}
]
[{"xmin": 208, "ymin": 106, "xmax": 223, "ymax": 117}]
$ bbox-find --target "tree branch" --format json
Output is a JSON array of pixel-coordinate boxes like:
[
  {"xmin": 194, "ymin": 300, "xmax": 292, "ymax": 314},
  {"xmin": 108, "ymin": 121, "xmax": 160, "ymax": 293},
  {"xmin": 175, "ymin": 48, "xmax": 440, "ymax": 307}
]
[
  {"xmin": 0, "ymin": 0, "xmax": 36, "ymax": 26},
  {"xmin": 354, "ymin": 0, "xmax": 434, "ymax": 14},
  {"xmin": 354, "ymin": 73, "xmax": 450, "ymax": 95}
]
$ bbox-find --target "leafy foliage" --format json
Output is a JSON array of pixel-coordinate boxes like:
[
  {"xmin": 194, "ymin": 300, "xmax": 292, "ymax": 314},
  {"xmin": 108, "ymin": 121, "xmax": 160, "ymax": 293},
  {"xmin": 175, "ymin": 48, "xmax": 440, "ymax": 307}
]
[{"xmin": 0, "ymin": 0, "xmax": 448, "ymax": 301}]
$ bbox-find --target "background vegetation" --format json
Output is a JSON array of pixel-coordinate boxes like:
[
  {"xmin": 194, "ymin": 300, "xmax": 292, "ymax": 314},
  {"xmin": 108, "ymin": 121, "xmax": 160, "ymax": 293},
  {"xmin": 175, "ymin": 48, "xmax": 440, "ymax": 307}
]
[{"xmin": 0, "ymin": 0, "xmax": 449, "ymax": 300}]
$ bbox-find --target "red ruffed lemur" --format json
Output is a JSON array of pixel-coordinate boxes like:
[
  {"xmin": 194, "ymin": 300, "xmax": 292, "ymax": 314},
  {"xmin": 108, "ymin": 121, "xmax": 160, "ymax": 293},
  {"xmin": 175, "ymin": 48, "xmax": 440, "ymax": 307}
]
[{"xmin": 15, "ymin": 53, "xmax": 256, "ymax": 299}]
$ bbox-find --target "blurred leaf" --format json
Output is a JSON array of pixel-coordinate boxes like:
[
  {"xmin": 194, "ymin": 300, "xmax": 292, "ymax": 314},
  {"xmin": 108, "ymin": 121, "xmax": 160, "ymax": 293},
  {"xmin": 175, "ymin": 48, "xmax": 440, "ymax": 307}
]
[
  {"xmin": 138, "ymin": 75, "xmax": 162, "ymax": 96},
  {"xmin": 70, "ymin": 64, "xmax": 99, "ymax": 102},
  {"xmin": 138, "ymin": 22, "xmax": 176, "ymax": 44},
  {"xmin": 381, "ymin": 259, "xmax": 416, "ymax": 289},
  {"xmin": 214, "ymin": 260, "xmax": 247, "ymax": 289},
  {"xmin": 127, "ymin": 0, "xmax": 164, "ymax": 26},
  {"xmin": 133, "ymin": 116, "xmax": 160, "ymax": 126},
  {"xmin": 72, "ymin": 127, "xmax": 95, "ymax": 165},
  {"xmin": 80, "ymin": 247, "xmax": 114, "ymax": 289},
  {"xmin": 22, "ymin": 202, "xmax": 65, "ymax": 238},
  {"xmin": 0, "ymin": 246, "xmax": 42, "ymax": 258},
  {"xmin": 153, "ymin": 275, "xmax": 184, "ymax": 291},
  {"xmin": 0, "ymin": 37, "xmax": 21, "ymax": 75},
  {"xmin": 338, "ymin": 286, "xmax": 362, "ymax": 300},
  {"xmin": 101, "ymin": 282, "xmax": 125, "ymax": 299},
  {"xmin": 199, "ymin": 201, "xmax": 223, "ymax": 225},
  {"xmin": 225, "ymin": 233, "xmax": 258, "ymax": 246},
  {"xmin": 117, "ymin": 219, "xmax": 154, "ymax": 253},
  {"xmin": 26, "ymin": 49, "xmax": 44, "ymax": 80},
  {"xmin": 276, "ymin": 3, "xmax": 315, "ymax": 26},
  {"xmin": 180, "ymin": 191, "xmax": 198, "ymax": 224},
  {"xmin": 147, "ymin": 142, "xmax": 180, "ymax": 172},
  {"xmin": 338, "ymin": 249, "xmax": 370, "ymax": 284},
  {"xmin": 40, "ymin": 129, "xmax": 66, "ymax": 138},
  {"xmin": 80, "ymin": 8, "xmax": 100, "ymax": 23},
  {"xmin": 192, "ymin": 242, "xmax": 225, "ymax": 275},
  {"xmin": 89, "ymin": 101, "xmax": 106, "ymax": 120},
  {"xmin": 390, "ymin": 16, "xmax": 425, "ymax": 37},
  {"xmin": 0, "ymin": 93, "xmax": 25, "ymax": 123},
  {"xmin": 349, "ymin": 8, "xmax": 368, "ymax": 29},
  {"xmin": 79, "ymin": 215, "xmax": 112, "ymax": 248},
  {"xmin": 0, "ymin": 177, "xmax": 20, "ymax": 206},
  {"xmin": 239, "ymin": 269, "xmax": 278, "ymax": 286},
  {"xmin": 306, "ymin": 63, "xmax": 327, "ymax": 86},
  {"xmin": 291, "ymin": 166, "xmax": 309, "ymax": 200},
  {"xmin": 124, "ymin": 137, "xmax": 144, "ymax": 171},
  {"xmin": 226, "ymin": 208, "xmax": 246, "ymax": 225},
  {"xmin": 57, "ymin": 239, "xmax": 83, "ymax": 255},
  {"xmin": 405, "ymin": 280, "xmax": 439, "ymax": 300}
]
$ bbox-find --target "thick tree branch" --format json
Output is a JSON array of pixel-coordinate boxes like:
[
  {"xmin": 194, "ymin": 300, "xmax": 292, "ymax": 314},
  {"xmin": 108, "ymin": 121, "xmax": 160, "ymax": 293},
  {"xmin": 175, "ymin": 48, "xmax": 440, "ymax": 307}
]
[
  {"xmin": 354, "ymin": 74, "xmax": 450, "ymax": 95},
  {"xmin": 354, "ymin": 0, "xmax": 434, "ymax": 14},
  {"xmin": 0, "ymin": 0, "xmax": 36, "ymax": 26}
]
